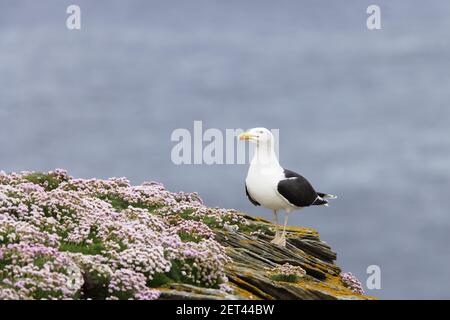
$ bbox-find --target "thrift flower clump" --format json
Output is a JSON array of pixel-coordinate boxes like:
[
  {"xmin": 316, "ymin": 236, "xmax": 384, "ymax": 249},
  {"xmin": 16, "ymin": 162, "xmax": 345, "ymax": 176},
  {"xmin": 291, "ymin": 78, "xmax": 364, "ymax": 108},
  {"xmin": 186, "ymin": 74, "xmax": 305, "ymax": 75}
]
[
  {"xmin": 340, "ymin": 272, "xmax": 365, "ymax": 295},
  {"xmin": 267, "ymin": 263, "xmax": 306, "ymax": 283},
  {"xmin": 0, "ymin": 169, "xmax": 243, "ymax": 299}
]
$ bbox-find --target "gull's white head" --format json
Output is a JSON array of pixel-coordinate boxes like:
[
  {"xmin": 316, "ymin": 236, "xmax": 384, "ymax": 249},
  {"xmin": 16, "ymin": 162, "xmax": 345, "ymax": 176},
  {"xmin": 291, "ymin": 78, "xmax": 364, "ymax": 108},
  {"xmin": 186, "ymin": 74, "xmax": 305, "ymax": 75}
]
[{"xmin": 238, "ymin": 127, "xmax": 274, "ymax": 145}]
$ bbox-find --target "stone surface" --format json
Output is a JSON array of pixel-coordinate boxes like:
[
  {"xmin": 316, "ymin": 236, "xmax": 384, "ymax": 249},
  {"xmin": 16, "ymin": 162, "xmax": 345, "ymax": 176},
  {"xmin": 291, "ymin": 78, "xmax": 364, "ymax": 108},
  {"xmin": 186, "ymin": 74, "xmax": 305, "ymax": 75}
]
[{"xmin": 164, "ymin": 214, "xmax": 373, "ymax": 300}]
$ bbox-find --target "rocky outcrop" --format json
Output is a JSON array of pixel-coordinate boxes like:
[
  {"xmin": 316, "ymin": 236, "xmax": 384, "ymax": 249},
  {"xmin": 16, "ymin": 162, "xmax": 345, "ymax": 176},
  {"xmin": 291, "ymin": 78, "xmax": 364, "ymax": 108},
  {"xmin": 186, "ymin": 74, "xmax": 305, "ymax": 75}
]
[{"xmin": 162, "ymin": 214, "xmax": 370, "ymax": 300}]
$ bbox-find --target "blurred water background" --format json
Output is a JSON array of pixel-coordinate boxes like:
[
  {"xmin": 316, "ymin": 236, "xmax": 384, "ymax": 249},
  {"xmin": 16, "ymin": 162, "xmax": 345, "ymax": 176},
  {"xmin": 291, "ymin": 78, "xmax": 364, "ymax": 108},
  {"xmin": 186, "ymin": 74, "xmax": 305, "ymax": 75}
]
[{"xmin": 1, "ymin": 0, "xmax": 450, "ymax": 299}]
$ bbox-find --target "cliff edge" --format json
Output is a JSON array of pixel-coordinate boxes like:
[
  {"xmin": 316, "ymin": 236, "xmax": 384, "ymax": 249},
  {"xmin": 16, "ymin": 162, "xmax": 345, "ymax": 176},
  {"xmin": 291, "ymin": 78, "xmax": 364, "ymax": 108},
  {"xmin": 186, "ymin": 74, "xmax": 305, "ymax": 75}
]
[
  {"xmin": 163, "ymin": 213, "xmax": 368, "ymax": 300},
  {"xmin": 0, "ymin": 170, "xmax": 370, "ymax": 300}
]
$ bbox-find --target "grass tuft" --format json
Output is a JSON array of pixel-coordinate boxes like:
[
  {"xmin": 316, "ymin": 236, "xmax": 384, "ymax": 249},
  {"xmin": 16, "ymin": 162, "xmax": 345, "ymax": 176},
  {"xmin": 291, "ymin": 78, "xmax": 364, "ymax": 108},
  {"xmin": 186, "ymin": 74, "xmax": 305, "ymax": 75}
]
[{"xmin": 24, "ymin": 173, "xmax": 60, "ymax": 191}]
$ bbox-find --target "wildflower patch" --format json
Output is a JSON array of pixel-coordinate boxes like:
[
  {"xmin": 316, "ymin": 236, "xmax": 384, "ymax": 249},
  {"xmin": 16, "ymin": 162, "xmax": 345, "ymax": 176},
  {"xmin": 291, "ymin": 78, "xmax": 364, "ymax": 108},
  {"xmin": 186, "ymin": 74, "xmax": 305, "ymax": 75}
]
[{"xmin": 0, "ymin": 169, "xmax": 247, "ymax": 299}]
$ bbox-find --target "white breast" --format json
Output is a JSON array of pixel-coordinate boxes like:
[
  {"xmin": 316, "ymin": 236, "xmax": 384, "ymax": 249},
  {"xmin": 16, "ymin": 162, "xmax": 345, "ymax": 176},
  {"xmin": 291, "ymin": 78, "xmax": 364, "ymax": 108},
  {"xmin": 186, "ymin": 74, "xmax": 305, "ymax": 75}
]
[{"xmin": 246, "ymin": 165, "xmax": 293, "ymax": 210}]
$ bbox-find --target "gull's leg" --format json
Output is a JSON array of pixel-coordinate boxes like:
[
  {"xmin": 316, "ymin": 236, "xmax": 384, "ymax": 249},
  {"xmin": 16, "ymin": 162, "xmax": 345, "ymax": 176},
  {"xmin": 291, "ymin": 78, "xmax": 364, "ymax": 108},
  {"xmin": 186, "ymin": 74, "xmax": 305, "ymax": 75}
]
[
  {"xmin": 270, "ymin": 210, "xmax": 280, "ymax": 243},
  {"xmin": 279, "ymin": 211, "xmax": 290, "ymax": 247}
]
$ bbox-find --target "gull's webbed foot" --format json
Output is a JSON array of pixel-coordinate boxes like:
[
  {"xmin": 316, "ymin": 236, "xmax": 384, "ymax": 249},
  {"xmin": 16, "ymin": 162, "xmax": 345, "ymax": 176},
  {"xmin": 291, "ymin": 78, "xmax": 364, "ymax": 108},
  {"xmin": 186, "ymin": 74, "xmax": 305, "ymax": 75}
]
[{"xmin": 270, "ymin": 233, "xmax": 286, "ymax": 247}]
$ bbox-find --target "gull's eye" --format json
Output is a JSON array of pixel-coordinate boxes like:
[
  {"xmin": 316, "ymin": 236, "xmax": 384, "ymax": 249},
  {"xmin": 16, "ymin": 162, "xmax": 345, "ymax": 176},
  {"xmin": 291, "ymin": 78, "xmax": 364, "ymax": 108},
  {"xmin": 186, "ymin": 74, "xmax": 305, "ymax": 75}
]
[{"xmin": 259, "ymin": 130, "xmax": 264, "ymax": 134}]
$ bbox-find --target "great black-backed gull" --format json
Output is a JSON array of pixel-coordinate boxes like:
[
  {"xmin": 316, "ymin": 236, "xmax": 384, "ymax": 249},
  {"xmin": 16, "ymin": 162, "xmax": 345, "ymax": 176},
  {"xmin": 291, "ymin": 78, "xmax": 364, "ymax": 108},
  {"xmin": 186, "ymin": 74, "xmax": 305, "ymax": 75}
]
[{"xmin": 239, "ymin": 127, "xmax": 336, "ymax": 247}]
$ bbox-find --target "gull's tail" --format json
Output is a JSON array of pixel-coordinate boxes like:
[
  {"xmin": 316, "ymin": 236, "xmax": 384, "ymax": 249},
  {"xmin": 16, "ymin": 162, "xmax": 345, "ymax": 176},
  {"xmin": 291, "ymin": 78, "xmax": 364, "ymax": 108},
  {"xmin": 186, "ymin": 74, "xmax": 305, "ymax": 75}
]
[
  {"xmin": 312, "ymin": 192, "xmax": 337, "ymax": 207},
  {"xmin": 317, "ymin": 193, "xmax": 338, "ymax": 200}
]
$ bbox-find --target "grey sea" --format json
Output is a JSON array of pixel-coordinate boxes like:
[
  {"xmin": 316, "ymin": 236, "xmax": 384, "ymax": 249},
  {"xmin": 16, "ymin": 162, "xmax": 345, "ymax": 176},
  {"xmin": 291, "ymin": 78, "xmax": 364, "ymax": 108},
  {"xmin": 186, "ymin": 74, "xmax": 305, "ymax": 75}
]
[{"xmin": 1, "ymin": 0, "xmax": 450, "ymax": 299}]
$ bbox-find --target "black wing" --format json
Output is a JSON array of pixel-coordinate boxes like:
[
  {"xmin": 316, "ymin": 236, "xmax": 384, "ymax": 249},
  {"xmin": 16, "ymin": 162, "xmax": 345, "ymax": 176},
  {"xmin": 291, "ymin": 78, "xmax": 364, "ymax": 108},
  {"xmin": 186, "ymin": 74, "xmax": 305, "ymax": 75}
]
[
  {"xmin": 245, "ymin": 184, "xmax": 260, "ymax": 206},
  {"xmin": 277, "ymin": 169, "xmax": 327, "ymax": 207}
]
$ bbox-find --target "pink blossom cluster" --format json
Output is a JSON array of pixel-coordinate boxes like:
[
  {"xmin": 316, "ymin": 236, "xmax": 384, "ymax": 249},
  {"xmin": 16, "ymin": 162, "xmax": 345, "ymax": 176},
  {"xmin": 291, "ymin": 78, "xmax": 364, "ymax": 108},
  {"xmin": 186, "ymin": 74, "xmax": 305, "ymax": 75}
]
[
  {"xmin": 177, "ymin": 239, "xmax": 230, "ymax": 286},
  {"xmin": 107, "ymin": 269, "xmax": 160, "ymax": 300},
  {"xmin": 340, "ymin": 272, "xmax": 365, "ymax": 294},
  {"xmin": 267, "ymin": 263, "xmax": 306, "ymax": 278},
  {"xmin": 0, "ymin": 170, "xmax": 236, "ymax": 300},
  {"xmin": 0, "ymin": 243, "xmax": 83, "ymax": 299},
  {"xmin": 0, "ymin": 215, "xmax": 60, "ymax": 247},
  {"xmin": 171, "ymin": 219, "xmax": 215, "ymax": 240}
]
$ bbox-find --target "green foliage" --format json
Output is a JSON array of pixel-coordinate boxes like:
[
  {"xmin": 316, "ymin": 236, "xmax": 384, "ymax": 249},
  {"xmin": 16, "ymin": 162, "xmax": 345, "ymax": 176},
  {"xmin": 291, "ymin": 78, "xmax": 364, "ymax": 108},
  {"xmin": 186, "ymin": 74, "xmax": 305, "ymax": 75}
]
[
  {"xmin": 179, "ymin": 209, "xmax": 195, "ymax": 220},
  {"xmin": 270, "ymin": 274, "xmax": 301, "ymax": 283},
  {"xmin": 147, "ymin": 259, "xmax": 220, "ymax": 289},
  {"xmin": 96, "ymin": 193, "xmax": 161, "ymax": 212},
  {"xmin": 147, "ymin": 260, "xmax": 185, "ymax": 288},
  {"xmin": 23, "ymin": 173, "xmax": 60, "ymax": 191},
  {"xmin": 239, "ymin": 222, "xmax": 275, "ymax": 236},
  {"xmin": 33, "ymin": 256, "xmax": 48, "ymax": 269},
  {"xmin": 178, "ymin": 209, "xmax": 222, "ymax": 230},
  {"xmin": 147, "ymin": 273, "xmax": 173, "ymax": 287},
  {"xmin": 60, "ymin": 242, "xmax": 106, "ymax": 255},
  {"xmin": 97, "ymin": 194, "xmax": 130, "ymax": 211},
  {"xmin": 178, "ymin": 231, "xmax": 202, "ymax": 243}
]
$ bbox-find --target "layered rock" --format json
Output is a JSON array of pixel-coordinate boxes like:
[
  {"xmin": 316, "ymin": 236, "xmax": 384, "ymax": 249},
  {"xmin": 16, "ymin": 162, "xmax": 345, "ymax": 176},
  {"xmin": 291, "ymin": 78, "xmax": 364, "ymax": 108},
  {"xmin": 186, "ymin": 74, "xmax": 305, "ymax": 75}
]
[{"xmin": 162, "ymin": 213, "xmax": 371, "ymax": 300}]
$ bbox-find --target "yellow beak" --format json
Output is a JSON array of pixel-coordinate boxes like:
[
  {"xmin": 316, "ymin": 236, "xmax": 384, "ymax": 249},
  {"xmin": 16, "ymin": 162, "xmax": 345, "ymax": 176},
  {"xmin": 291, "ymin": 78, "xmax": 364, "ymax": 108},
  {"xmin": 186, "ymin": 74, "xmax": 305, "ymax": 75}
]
[{"xmin": 238, "ymin": 132, "xmax": 253, "ymax": 141}]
